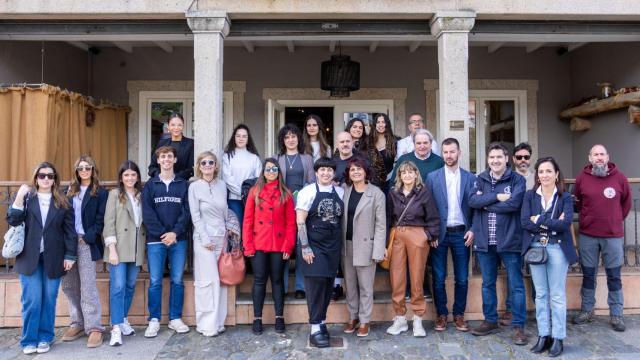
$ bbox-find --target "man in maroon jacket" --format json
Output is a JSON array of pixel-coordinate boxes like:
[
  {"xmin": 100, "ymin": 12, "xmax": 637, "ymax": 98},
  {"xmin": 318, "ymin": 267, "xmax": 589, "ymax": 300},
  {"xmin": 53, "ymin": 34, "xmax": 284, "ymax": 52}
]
[{"xmin": 572, "ymin": 144, "xmax": 632, "ymax": 332}]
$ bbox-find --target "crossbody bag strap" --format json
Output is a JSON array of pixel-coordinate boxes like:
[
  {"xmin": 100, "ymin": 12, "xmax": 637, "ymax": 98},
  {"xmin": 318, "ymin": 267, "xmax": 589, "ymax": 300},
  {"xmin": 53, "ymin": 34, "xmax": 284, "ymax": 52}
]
[{"xmin": 395, "ymin": 194, "xmax": 416, "ymax": 227}]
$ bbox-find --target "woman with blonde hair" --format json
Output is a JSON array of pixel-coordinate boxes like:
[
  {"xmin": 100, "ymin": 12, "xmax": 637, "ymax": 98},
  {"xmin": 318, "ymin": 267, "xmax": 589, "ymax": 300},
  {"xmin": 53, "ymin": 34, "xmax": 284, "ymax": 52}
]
[
  {"xmin": 8, "ymin": 162, "xmax": 76, "ymax": 354},
  {"xmin": 61, "ymin": 155, "xmax": 108, "ymax": 348},
  {"xmin": 103, "ymin": 160, "xmax": 146, "ymax": 346},
  {"xmin": 189, "ymin": 151, "xmax": 240, "ymax": 337},
  {"xmin": 385, "ymin": 160, "xmax": 440, "ymax": 338}
]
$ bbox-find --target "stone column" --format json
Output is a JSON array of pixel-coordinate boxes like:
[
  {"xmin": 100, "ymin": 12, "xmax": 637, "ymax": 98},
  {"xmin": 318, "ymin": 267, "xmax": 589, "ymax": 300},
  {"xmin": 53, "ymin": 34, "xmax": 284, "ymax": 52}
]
[
  {"xmin": 430, "ymin": 11, "xmax": 475, "ymax": 169},
  {"xmin": 186, "ymin": 10, "xmax": 230, "ymax": 159}
]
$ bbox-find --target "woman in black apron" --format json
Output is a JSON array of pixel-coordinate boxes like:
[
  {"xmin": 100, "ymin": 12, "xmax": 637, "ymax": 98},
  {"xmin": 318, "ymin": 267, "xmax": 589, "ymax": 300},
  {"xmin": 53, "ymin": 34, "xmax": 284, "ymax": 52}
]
[{"xmin": 295, "ymin": 157, "xmax": 344, "ymax": 348}]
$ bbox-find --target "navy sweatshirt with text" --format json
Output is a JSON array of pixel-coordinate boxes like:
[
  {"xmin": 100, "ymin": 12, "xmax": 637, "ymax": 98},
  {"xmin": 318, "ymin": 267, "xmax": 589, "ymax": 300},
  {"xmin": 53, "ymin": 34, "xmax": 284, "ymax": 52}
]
[{"xmin": 142, "ymin": 176, "xmax": 191, "ymax": 243}]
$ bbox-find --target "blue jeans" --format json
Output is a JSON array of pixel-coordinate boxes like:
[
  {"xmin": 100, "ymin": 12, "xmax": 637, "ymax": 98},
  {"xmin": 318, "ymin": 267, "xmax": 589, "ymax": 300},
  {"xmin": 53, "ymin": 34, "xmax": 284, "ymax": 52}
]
[
  {"xmin": 431, "ymin": 231, "xmax": 470, "ymax": 316},
  {"xmin": 19, "ymin": 256, "xmax": 62, "ymax": 347},
  {"xmin": 476, "ymin": 246, "xmax": 526, "ymax": 327},
  {"xmin": 529, "ymin": 243, "xmax": 568, "ymax": 339},
  {"xmin": 109, "ymin": 262, "xmax": 140, "ymax": 325},
  {"xmin": 228, "ymin": 200, "xmax": 244, "ymax": 229},
  {"xmin": 283, "ymin": 255, "xmax": 306, "ymax": 292},
  {"xmin": 147, "ymin": 241, "xmax": 187, "ymax": 320}
]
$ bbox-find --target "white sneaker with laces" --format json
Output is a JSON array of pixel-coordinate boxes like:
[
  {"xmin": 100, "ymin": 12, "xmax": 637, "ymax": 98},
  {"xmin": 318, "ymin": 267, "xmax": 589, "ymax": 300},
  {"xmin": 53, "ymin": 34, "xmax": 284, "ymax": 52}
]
[
  {"xmin": 412, "ymin": 315, "xmax": 426, "ymax": 337},
  {"xmin": 121, "ymin": 318, "xmax": 135, "ymax": 336},
  {"xmin": 386, "ymin": 316, "xmax": 409, "ymax": 335},
  {"xmin": 36, "ymin": 342, "xmax": 50, "ymax": 353},
  {"xmin": 22, "ymin": 345, "xmax": 37, "ymax": 355},
  {"xmin": 144, "ymin": 318, "xmax": 160, "ymax": 338},
  {"xmin": 168, "ymin": 318, "xmax": 190, "ymax": 333},
  {"xmin": 110, "ymin": 326, "xmax": 122, "ymax": 346}
]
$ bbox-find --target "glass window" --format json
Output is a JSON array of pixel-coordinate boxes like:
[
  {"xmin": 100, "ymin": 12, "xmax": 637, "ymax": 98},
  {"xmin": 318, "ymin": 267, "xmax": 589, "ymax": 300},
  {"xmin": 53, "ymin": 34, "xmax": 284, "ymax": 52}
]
[{"xmin": 150, "ymin": 101, "xmax": 184, "ymax": 154}]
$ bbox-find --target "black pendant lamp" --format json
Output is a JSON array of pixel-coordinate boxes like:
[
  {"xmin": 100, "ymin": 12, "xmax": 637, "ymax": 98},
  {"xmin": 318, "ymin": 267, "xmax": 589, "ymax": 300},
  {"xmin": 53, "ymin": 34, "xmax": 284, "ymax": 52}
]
[{"xmin": 321, "ymin": 43, "xmax": 360, "ymax": 97}]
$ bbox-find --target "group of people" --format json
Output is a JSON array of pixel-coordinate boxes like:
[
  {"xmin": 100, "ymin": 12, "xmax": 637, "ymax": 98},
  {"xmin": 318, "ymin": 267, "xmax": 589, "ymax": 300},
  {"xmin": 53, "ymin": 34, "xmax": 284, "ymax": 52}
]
[{"xmin": 8, "ymin": 111, "xmax": 632, "ymax": 357}]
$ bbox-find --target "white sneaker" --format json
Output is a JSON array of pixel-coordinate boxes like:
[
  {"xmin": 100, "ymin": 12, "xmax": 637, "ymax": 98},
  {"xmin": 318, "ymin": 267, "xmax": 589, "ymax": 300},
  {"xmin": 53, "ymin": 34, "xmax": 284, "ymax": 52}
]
[
  {"xmin": 217, "ymin": 326, "xmax": 226, "ymax": 334},
  {"xmin": 36, "ymin": 342, "xmax": 50, "ymax": 353},
  {"xmin": 121, "ymin": 318, "xmax": 135, "ymax": 336},
  {"xmin": 144, "ymin": 318, "xmax": 160, "ymax": 338},
  {"xmin": 412, "ymin": 315, "xmax": 426, "ymax": 337},
  {"xmin": 22, "ymin": 345, "xmax": 37, "ymax": 355},
  {"xmin": 386, "ymin": 316, "xmax": 409, "ymax": 335},
  {"xmin": 110, "ymin": 326, "xmax": 123, "ymax": 346},
  {"xmin": 168, "ymin": 318, "xmax": 190, "ymax": 334}
]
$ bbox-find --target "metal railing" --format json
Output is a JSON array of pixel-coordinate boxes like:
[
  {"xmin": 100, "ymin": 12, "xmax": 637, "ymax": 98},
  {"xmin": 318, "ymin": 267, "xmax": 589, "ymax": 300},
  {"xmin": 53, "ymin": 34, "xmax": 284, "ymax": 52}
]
[{"xmin": 1, "ymin": 179, "xmax": 639, "ymax": 274}]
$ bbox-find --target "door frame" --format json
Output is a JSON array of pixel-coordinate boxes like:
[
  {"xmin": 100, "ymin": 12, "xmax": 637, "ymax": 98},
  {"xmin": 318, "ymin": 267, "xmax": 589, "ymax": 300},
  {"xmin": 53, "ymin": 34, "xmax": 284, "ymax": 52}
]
[{"xmin": 266, "ymin": 99, "xmax": 395, "ymax": 156}]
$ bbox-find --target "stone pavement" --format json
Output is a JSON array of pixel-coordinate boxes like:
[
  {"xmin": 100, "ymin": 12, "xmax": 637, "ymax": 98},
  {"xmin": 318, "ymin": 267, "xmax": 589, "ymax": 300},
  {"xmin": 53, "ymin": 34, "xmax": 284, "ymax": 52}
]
[{"xmin": 0, "ymin": 315, "xmax": 638, "ymax": 359}]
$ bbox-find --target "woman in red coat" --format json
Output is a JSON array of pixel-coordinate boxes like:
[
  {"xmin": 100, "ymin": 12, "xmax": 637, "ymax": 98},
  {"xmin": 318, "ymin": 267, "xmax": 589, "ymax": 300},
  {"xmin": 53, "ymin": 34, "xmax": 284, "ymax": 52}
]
[{"xmin": 243, "ymin": 157, "xmax": 296, "ymax": 335}]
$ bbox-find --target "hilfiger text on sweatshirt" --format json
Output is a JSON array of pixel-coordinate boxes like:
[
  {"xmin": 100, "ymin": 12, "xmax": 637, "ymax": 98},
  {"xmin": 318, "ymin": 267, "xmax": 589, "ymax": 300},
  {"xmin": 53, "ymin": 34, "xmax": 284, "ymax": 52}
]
[{"xmin": 153, "ymin": 196, "xmax": 182, "ymax": 204}]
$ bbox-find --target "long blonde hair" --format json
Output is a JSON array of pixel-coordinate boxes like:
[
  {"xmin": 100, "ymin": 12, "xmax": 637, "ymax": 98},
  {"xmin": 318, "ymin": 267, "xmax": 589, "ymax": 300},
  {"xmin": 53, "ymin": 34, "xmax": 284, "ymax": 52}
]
[
  {"xmin": 393, "ymin": 160, "xmax": 423, "ymax": 192},
  {"xmin": 68, "ymin": 155, "xmax": 101, "ymax": 197},
  {"xmin": 31, "ymin": 162, "xmax": 70, "ymax": 209}
]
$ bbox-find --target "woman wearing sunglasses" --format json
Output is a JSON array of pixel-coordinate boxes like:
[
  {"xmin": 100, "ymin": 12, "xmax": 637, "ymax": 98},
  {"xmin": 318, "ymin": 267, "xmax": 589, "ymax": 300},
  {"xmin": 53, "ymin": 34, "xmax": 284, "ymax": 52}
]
[
  {"xmin": 188, "ymin": 151, "xmax": 234, "ymax": 337},
  {"xmin": 8, "ymin": 162, "xmax": 76, "ymax": 354},
  {"xmin": 243, "ymin": 158, "xmax": 296, "ymax": 335},
  {"xmin": 61, "ymin": 156, "xmax": 108, "ymax": 348}
]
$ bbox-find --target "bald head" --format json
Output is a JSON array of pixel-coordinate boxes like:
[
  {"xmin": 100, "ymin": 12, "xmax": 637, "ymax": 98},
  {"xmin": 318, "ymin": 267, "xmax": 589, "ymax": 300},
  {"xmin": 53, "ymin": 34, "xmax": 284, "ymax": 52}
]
[
  {"xmin": 588, "ymin": 144, "xmax": 610, "ymax": 174},
  {"xmin": 336, "ymin": 131, "xmax": 353, "ymax": 157}
]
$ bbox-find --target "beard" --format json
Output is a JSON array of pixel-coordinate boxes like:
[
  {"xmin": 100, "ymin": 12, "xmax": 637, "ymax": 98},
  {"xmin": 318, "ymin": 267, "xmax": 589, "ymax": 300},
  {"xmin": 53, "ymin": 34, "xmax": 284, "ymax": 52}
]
[{"xmin": 591, "ymin": 163, "xmax": 609, "ymax": 177}]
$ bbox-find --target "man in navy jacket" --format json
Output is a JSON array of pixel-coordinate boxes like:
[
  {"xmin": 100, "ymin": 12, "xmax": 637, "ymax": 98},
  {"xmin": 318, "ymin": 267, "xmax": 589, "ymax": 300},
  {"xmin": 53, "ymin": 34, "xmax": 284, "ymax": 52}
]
[
  {"xmin": 427, "ymin": 138, "xmax": 476, "ymax": 333},
  {"xmin": 142, "ymin": 145, "xmax": 191, "ymax": 337},
  {"xmin": 468, "ymin": 143, "xmax": 528, "ymax": 346}
]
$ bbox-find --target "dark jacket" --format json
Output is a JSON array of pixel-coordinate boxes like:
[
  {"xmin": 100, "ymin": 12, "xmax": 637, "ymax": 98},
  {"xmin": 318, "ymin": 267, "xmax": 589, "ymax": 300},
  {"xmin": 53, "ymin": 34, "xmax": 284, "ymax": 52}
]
[
  {"xmin": 573, "ymin": 162, "xmax": 632, "ymax": 238},
  {"xmin": 7, "ymin": 193, "xmax": 77, "ymax": 278},
  {"xmin": 148, "ymin": 136, "xmax": 195, "ymax": 181},
  {"xmin": 386, "ymin": 185, "xmax": 440, "ymax": 241},
  {"xmin": 142, "ymin": 176, "xmax": 191, "ymax": 243},
  {"xmin": 521, "ymin": 190, "xmax": 579, "ymax": 265},
  {"xmin": 469, "ymin": 167, "xmax": 525, "ymax": 253},
  {"xmin": 69, "ymin": 185, "xmax": 108, "ymax": 261},
  {"xmin": 427, "ymin": 167, "xmax": 476, "ymax": 240}
]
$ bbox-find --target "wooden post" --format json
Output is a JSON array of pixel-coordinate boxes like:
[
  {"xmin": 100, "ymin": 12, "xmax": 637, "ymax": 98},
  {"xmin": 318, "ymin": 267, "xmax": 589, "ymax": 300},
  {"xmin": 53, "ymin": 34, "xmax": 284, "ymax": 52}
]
[
  {"xmin": 629, "ymin": 105, "xmax": 640, "ymax": 125},
  {"xmin": 569, "ymin": 117, "xmax": 591, "ymax": 132}
]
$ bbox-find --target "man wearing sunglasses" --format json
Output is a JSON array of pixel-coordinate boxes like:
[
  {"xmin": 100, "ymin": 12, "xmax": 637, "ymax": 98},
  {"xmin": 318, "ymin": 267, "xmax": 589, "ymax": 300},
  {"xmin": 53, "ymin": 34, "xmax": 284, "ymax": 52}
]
[{"xmin": 513, "ymin": 143, "xmax": 534, "ymax": 190}]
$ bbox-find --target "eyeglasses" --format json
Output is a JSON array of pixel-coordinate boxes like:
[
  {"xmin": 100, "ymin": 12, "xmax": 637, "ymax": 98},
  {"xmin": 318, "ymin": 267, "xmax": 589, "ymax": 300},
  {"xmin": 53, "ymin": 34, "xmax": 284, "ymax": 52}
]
[
  {"xmin": 264, "ymin": 166, "xmax": 279, "ymax": 174},
  {"xmin": 37, "ymin": 173, "xmax": 55, "ymax": 180},
  {"xmin": 200, "ymin": 160, "xmax": 215, "ymax": 166},
  {"xmin": 76, "ymin": 166, "xmax": 93, "ymax": 172},
  {"xmin": 515, "ymin": 155, "xmax": 531, "ymax": 160}
]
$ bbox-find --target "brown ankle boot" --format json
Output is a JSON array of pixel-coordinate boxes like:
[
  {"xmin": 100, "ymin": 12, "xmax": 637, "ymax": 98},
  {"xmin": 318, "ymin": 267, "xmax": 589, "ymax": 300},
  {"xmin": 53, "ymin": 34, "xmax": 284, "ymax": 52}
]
[
  {"xmin": 87, "ymin": 331, "xmax": 103, "ymax": 348},
  {"xmin": 62, "ymin": 327, "xmax": 84, "ymax": 341}
]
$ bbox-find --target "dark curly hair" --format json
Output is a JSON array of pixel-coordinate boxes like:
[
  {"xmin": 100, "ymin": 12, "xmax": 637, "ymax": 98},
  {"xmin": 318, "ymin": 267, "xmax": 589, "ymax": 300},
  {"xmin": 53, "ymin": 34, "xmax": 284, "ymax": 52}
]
[{"xmin": 277, "ymin": 123, "xmax": 304, "ymax": 155}]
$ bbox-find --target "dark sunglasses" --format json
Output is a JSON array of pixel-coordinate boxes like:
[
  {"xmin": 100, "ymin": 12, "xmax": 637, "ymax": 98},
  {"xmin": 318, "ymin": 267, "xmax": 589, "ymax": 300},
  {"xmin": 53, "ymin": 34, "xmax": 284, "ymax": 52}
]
[
  {"xmin": 200, "ymin": 160, "xmax": 215, "ymax": 166},
  {"xmin": 264, "ymin": 166, "xmax": 279, "ymax": 174},
  {"xmin": 37, "ymin": 173, "xmax": 55, "ymax": 180},
  {"xmin": 515, "ymin": 155, "xmax": 531, "ymax": 160},
  {"xmin": 76, "ymin": 166, "xmax": 93, "ymax": 172}
]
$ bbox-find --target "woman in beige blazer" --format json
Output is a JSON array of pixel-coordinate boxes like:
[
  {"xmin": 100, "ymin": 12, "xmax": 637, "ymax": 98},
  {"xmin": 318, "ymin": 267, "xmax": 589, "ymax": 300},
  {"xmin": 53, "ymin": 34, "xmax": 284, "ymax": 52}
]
[
  {"xmin": 102, "ymin": 161, "xmax": 146, "ymax": 346},
  {"xmin": 340, "ymin": 157, "xmax": 386, "ymax": 337}
]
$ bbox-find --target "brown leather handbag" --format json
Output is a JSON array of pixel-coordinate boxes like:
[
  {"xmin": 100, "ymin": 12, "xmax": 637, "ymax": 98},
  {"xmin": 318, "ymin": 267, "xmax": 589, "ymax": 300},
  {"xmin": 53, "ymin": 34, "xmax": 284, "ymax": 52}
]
[
  {"xmin": 218, "ymin": 232, "xmax": 246, "ymax": 286},
  {"xmin": 380, "ymin": 195, "xmax": 415, "ymax": 270}
]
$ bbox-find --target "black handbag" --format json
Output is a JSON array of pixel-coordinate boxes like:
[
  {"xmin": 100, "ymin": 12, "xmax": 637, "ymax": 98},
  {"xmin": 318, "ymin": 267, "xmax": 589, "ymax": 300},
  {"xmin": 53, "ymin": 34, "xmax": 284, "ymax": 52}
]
[{"xmin": 524, "ymin": 194, "xmax": 558, "ymax": 265}]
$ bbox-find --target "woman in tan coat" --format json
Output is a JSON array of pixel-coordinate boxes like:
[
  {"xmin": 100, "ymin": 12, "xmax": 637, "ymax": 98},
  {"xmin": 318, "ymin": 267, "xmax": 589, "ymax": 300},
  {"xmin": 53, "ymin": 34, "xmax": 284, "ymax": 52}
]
[
  {"xmin": 340, "ymin": 158, "xmax": 386, "ymax": 337},
  {"xmin": 103, "ymin": 161, "xmax": 146, "ymax": 346}
]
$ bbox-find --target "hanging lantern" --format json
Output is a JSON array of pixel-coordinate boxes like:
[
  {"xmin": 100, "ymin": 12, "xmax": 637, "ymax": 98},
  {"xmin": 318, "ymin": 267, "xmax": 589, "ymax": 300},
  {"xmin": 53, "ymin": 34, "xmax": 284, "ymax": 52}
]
[{"xmin": 321, "ymin": 54, "xmax": 360, "ymax": 97}]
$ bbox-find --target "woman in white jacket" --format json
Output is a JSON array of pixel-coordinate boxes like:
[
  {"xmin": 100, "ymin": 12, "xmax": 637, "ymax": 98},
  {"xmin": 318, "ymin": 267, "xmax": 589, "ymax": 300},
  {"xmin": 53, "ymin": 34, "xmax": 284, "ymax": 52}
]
[
  {"xmin": 189, "ymin": 151, "xmax": 233, "ymax": 337},
  {"xmin": 222, "ymin": 124, "xmax": 262, "ymax": 227}
]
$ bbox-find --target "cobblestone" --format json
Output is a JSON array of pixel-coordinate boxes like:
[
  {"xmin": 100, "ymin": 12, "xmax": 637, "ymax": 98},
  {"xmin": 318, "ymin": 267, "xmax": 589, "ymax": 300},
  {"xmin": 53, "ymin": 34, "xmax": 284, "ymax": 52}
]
[{"xmin": 0, "ymin": 315, "xmax": 638, "ymax": 359}]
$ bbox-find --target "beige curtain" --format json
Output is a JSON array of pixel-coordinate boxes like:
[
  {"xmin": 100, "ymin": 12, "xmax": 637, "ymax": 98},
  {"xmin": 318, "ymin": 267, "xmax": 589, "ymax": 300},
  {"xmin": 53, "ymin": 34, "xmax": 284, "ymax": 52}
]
[{"xmin": 0, "ymin": 84, "xmax": 129, "ymax": 181}]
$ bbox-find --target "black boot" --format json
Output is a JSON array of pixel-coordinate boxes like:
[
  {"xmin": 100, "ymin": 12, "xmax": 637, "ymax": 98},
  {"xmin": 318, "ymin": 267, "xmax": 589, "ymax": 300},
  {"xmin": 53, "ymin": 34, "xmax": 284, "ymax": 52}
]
[
  {"xmin": 530, "ymin": 336, "xmax": 551, "ymax": 353},
  {"xmin": 252, "ymin": 319, "xmax": 263, "ymax": 335},
  {"xmin": 548, "ymin": 338, "xmax": 563, "ymax": 357},
  {"xmin": 275, "ymin": 317, "xmax": 286, "ymax": 333}
]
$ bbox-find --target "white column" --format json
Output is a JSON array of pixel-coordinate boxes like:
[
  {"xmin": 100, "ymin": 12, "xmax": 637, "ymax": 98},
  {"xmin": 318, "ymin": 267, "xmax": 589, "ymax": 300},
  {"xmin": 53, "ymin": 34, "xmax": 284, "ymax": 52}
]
[
  {"xmin": 430, "ymin": 11, "xmax": 475, "ymax": 170},
  {"xmin": 186, "ymin": 10, "xmax": 230, "ymax": 159}
]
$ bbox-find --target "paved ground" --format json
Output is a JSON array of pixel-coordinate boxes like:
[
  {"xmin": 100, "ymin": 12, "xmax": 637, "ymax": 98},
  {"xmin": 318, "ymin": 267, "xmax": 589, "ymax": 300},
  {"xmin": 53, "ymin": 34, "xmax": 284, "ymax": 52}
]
[{"xmin": 0, "ymin": 315, "xmax": 638, "ymax": 359}]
